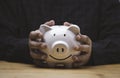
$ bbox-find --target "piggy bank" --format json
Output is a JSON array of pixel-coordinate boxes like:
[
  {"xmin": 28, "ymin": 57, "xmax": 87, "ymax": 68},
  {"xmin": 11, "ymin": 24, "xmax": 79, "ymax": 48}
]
[{"xmin": 39, "ymin": 24, "xmax": 81, "ymax": 68}]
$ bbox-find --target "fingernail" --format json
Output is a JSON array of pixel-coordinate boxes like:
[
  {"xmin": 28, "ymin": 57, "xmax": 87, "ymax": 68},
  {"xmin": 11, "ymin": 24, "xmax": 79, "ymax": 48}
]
[
  {"xmin": 76, "ymin": 35, "xmax": 81, "ymax": 41},
  {"xmin": 50, "ymin": 20, "xmax": 54, "ymax": 22},
  {"xmin": 72, "ymin": 56, "xmax": 78, "ymax": 61},
  {"xmin": 41, "ymin": 43, "xmax": 47, "ymax": 49},
  {"xmin": 64, "ymin": 22, "xmax": 70, "ymax": 26},
  {"xmin": 38, "ymin": 33, "xmax": 43, "ymax": 38},
  {"xmin": 74, "ymin": 46, "xmax": 79, "ymax": 51},
  {"xmin": 41, "ymin": 55, "xmax": 47, "ymax": 60},
  {"xmin": 47, "ymin": 20, "xmax": 54, "ymax": 26}
]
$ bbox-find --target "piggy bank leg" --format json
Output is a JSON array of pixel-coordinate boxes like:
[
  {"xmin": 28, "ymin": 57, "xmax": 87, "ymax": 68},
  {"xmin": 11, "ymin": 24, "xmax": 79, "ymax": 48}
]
[
  {"xmin": 72, "ymin": 63, "xmax": 81, "ymax": 68},
  {"xmin": 48, "ymin": 63, "xmax": 56, "ymax": 68},
  {"xmin": 34, "ymin": 59, "xmax": 47, "ymax": 67},
  {"xmin": 65, "ymin": 63, "xmax": 73, "ymax": 68}
]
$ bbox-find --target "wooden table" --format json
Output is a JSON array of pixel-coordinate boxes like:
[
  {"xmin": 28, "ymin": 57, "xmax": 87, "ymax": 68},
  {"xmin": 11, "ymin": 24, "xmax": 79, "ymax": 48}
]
[{"xmin": 0, "ymin": 61, "xmax": 120, "ymax": 78}]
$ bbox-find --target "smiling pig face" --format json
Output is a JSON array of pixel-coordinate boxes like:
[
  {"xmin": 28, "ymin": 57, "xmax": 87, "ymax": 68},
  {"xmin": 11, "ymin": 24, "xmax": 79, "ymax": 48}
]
[{"xmin": 39, "ymin": 24, "xmax": 81, "ymax": 68}]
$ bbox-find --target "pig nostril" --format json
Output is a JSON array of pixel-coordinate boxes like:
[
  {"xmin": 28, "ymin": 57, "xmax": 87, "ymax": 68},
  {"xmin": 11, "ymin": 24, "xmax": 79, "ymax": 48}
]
[
  {"xmin": 64, "ymin": 34, "xmax": 66, "ymax": 37},
  {"xmin": 56, "ymin": 48, "xmax": 59, "ymax": 52},
  {"xmin": 62, "ymin": 48, "xmax": 64, "ymax": 52},
  {"xmin": 53, "ymin": 34, "xmax": 56, "ymax": 36}
]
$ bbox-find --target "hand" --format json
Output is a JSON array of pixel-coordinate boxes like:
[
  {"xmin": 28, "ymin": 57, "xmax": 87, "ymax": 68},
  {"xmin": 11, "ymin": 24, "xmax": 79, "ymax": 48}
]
[
  {"xmin": 29, "ymin": 20, "xmax": 55, "ymax": 65},
  {"xmin": 63, "ymin": 22, "xmax": 92, "ymax": 66}
]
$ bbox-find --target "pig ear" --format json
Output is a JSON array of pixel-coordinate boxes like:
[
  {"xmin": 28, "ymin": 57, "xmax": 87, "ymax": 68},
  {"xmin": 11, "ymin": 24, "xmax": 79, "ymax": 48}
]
[
  {"xmin": 68, "ymin": 24, "xmax": 80, "ymax": 35},
  {"xmin": 39, "ymin": 24, "xmax": 52, "ymax": 34}
]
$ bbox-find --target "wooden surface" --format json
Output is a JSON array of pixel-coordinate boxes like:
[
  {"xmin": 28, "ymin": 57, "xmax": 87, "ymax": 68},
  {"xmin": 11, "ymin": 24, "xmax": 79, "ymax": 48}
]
[{"xmin": 0, "ymin": 61, "xmax": 120, "ymax": 78}]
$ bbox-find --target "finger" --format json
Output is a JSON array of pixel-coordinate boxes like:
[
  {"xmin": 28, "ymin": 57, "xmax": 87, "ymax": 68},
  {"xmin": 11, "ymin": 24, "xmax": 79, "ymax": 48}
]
[
  {"xmin": 72, "ymin": 63, "xmax": 80, "ymax": 68},
  {"xmin": 76, "ymin": 34, "xmax": 91, "ymax": 45},
  {"xmin": 72, "ymin": 55, "xmax": 81, "ymax": 63},
  {"xmin": 29, "ymin": 40, "xmax": 47, "ymax": 49},
  {"xmin": 40, "ymin": 43, "xmax": 47, "ymax": 49},
  {"xmin": 63, "ymin": 22, "xmax": 71, "ymax": 26},
  {"xmin": 29, "ymin": 40, "xmax": 41, "ymax": 49},
  {"xmin": 29, "ymin": 30, "xmax": 43, "ymax": 40},
  {"xmin": 44, "ymin": 20, "xmax": 55, "ymax": 26},
  {"xmin": 74, "ymin": 45, "xmax": 90, "ymax": 53},
  {"xmin": 30, "ymin": 51, "xmax": 47, "ymax": 60},
  {"xmin": 72, "ymin": 54, "xmax": 90, "ymax": 65}
]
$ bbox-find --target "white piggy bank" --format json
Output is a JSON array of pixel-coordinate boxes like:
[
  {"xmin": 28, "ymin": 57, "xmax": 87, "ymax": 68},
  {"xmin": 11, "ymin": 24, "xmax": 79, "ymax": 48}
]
[{"xmin": 39, "ymin": 24, "xmax": 81, "ymax": 68}]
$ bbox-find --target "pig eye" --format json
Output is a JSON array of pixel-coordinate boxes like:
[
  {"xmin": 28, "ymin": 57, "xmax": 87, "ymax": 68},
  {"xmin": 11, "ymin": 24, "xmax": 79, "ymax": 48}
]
[
  {"xmin": 53, "ymin": 34, "xmax": 56, "ymax": 36},
  {"xmin": 64, "ymin": 34, "xmax": 66, "ymax": 37}
]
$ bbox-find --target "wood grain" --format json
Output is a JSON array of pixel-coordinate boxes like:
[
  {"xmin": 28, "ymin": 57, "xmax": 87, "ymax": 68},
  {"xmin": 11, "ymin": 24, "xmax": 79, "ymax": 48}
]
[{"xmin": 0, "ymin": 61, "xmax": 120, "ymax": 78}]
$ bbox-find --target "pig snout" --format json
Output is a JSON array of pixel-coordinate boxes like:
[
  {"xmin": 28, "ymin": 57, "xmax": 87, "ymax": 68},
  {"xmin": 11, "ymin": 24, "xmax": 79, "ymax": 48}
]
[{"xmin": 52, "ymin": 41, "xmax": 69, "ymax": 53}]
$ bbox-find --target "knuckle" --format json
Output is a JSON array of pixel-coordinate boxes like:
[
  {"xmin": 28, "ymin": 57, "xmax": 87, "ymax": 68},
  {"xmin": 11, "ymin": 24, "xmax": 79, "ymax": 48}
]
[
  {"xmin": 35, "ymin": 30, "xmax": 41, "ymax": 35},
  {"xmin": 77, "ymin": 46, "xmax": 81, "ymax": 51},
  {"xmin": 72, "ymin": 56, "xmax": 81, "ymax": 62},
  {"xmin": 29, "ymin": 31, "xmax": 35, "ymax": 37},
  {"xmin": 41, "ymin": 43, "xmax": 47, "ymax": 49},
  {"xmin": 79, "ymin": 45, "xmax": 84, "ymax": 50},
  {"xmin": 84, "ymin": 35, "xmax": 89, "ymax": 40},
  {"xmin": 86, "ymin": 45, "xmax": 90, "ymax": 48},
  {"xmin": 35, "ymin": 30, "xmax": 40, "ymax": 32},
  {"xmin": 80, "ymin": 51, "xmax": 88, "ymax": 55},
  {"xmin": 77, "ymin": 35, "xmax": 81, "ymax": 40},
  {"xmin": 30, "ymin": 31, "xmax": 35, "ymax": 35}
]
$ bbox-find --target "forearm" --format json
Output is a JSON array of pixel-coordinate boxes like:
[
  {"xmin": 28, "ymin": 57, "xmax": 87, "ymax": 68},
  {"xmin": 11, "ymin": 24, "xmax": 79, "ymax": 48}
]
[
  {"xmin": 89, "ymin": 0, "xmax": 120, "ymax": 65},
  {"xmin": 92, "ymin": 38, "xmax": 120, "ymax": 65},
  {"xmin": 0, "ymin": 36, "xmax": 32, "ymax": 63}
]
